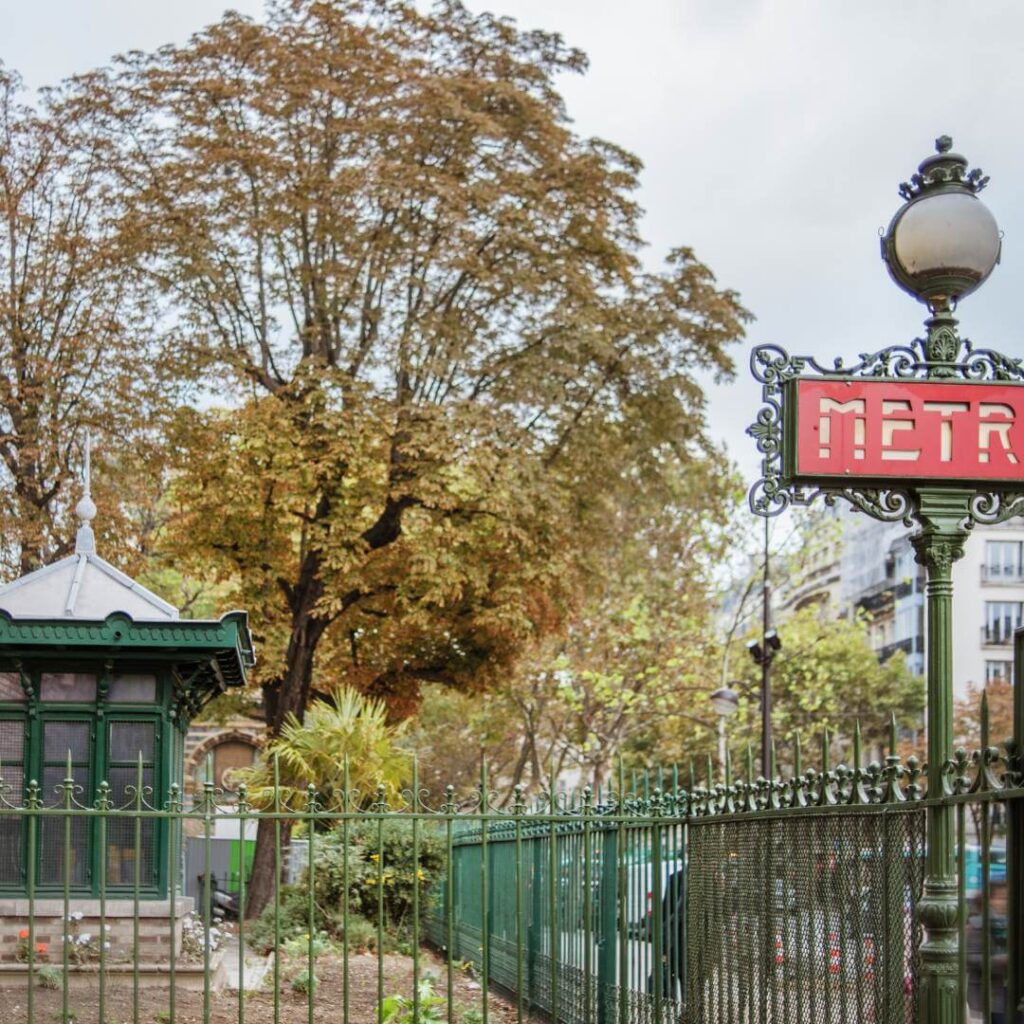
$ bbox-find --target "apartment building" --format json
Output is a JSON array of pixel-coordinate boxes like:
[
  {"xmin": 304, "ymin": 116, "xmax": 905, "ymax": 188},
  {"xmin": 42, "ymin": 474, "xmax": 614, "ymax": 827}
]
[{"xmin": 836, "ymin": 513, "xmax": 1022, "ymax": 698}]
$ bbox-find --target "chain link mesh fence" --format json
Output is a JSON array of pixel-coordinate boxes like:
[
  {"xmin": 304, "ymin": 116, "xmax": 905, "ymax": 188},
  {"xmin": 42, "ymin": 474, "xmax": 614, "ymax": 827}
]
[{"xmin": 685, "ymin": 808, "xmax": 924, "ymax": 1024}]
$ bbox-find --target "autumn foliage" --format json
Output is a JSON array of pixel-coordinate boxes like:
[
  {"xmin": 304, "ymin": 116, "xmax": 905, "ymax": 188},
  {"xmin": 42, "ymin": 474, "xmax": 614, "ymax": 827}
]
[{"xmin": 4, "ymin": 0, "xmax": 750, "ymax": 913}]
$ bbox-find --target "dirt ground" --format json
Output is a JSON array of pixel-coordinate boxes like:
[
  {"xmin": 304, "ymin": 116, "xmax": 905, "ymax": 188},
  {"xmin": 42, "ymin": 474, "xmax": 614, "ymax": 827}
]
[{"xmin": 0, "ymin": 947, "xmax": 517, "ymax": 1024}]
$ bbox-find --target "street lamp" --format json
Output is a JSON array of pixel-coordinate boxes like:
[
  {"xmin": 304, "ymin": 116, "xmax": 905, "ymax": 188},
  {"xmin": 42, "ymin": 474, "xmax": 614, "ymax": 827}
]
[
  {"xmin": 747, "ymin": 616, "xmax": 781, "ymax": 779},
  {"xmin": 881, "ymin": 135, "xmax": 1000, "ymax": 312},
  {"xmin": 709, "ymin": 686, "xmax": 739, "ymax": 777},
  {"xmin": 880, "ymin": 135, "xmax": 1001, "ymax": 1018}
]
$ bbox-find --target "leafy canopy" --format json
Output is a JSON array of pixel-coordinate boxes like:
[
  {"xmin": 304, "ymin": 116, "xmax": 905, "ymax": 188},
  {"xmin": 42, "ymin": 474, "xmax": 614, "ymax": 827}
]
[{"xmin": 65, "ymin": 0, "xmax": 750, "ymax": 719}]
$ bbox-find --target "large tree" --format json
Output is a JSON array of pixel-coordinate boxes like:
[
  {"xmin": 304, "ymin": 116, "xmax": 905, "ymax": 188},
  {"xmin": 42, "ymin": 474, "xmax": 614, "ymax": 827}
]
[
  {"xmin": 66, "ymin": 0, "xmax": 749, "ymax": 913},
  {"xmin": 0, "ymin": 68, "xmax": 167, "ymax": 577}
]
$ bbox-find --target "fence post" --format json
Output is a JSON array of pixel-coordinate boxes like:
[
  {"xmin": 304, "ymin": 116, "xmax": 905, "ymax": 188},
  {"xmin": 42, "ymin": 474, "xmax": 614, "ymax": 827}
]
[
  {"xmin": 1009, "ymin": 628, "xmax": 1024, "ymax": 1020},
  {"xmin": 598, "ymin": 823, "xmax": 618, "ymax": 1024},
  {"xmin": 911, "ymin": 493, "xmax": 969, "ymax": 1024},
  {"xmin": 528, "ymin": 827, "xmax": 542, "ymax": 1012}
]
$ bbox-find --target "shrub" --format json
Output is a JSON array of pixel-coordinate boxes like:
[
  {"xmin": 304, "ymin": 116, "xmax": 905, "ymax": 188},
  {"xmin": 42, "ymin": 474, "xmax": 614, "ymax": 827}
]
[
  {"xmin": 245, "ymin": 819, "xmax": 443, "ymax": 951},
  {"xmin": 290, "ymin": 967, "xmax": 315, "ymax": 995},
  {"xmin": 35, "ymin": 965, "xmax": 61, "ymax": 990},
  {"xmin": 244, "ymin": 884, "xmax": 380, "ymax": 954},
  {"xmin": 379, "ymin": 975, "xmax": 445, "ymax": 1024},
  {"xmin": 314, "ymin": 820, "xmax": 445, "ymax": 931}
]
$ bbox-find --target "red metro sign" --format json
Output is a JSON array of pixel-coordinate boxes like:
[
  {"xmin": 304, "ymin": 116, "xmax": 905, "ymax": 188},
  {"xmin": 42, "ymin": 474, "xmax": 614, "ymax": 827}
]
[{"xmin": 787, "ymin": 378, "xmax": 1024, "ymax": 485}]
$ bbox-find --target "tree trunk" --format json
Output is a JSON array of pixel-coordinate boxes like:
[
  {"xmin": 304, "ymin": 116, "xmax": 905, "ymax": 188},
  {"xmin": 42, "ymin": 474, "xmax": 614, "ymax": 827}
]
[
  {"xmin": 245, "ymin": 583, "xmax": 328, "ymax": 919},
  {"xmin": 243, "ymin": 489, "xmax": 409, "ymax": 918}
]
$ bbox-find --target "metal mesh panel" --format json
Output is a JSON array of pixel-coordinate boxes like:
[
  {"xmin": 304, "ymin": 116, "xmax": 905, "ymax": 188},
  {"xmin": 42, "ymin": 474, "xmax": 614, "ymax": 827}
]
[
  {"xmin": 106, "ymin": 764, "xmax": 156, "ymax": 885},
  {"xmin": 40, "ymin": 764, "xmax": 90, "ymax": 886},
  {"xmin": 43, "ymin": 720, "xmax": 91, "ymax": 761},
  {"xmin": 0, "ymin": 719, "xmax": 23, "ymax": 762},
  {"xmin": 109, "ymin": 720, "xmax": 155, "ymax": 761},
  {"xmin": 39, "ymin": 672, "xmax": 97, "ymax": 702},
  {"xmin": 685, "ymin": 808, "xmax": 924, "ymax": 1024},
  {"xmin": 108, "ymin": 673, "xmax": 157, "ymax": 703},
  {"xmin": 0, "ymin": 766, "xmax": 22, "ymax": 884},
  {"xmin": 0, "ymin": 720, "xmax": 25, "ymax": 883},
  {"xmin": 39, "ymin": 721, "xmax": 91, "ymax": 886},
  {"xmin": 0, "ymin": 672, "xmax": 25, "ymax": 701}
]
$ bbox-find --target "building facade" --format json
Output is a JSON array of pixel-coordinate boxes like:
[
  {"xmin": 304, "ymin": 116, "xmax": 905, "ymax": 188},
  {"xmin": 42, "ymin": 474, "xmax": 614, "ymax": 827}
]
[{"xmin": 832, "ymin": 511, "xmax": 1021, "ymax": 699}]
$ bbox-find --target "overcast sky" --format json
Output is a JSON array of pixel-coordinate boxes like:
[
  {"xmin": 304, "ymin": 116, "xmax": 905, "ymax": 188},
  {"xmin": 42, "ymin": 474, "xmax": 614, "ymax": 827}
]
[{"xmin": 5, "ymin": 0, "xmax": 1024, "ymax": 485}]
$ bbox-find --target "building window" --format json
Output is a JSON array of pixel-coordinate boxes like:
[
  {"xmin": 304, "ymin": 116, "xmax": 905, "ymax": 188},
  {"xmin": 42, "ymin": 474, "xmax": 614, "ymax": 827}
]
[
  {"xmin": 895, "ymin": 606, "xmax": 917, "ymax": 641},
  {"xmin": 985, "ymin": 660, "xmax": 1013, "ymax": 684},
  {"xmin": 985, "ymin": 601, "xmax": 1023, "ymax": 645},
  {"xmin": 0, "ymin": 667, "xmax": 166, "ymax": 895},
  {"xmin": 986, "ymin": 541, "xmax": 1024, "ymax": 580},
  {"xmin": 196, "ymin": 739, "xmax": 257, "ymax": 795},
  {"xmin": 0, "ymin": 718, "xmax": 24, "ymax": 884}
]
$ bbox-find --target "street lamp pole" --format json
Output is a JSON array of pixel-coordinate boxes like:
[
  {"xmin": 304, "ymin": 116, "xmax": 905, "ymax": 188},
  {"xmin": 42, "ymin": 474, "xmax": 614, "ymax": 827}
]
[
  {"xmin": 880, "ymin": 138, "xmax": 1001, "ymax": 1022},
  {"xmin": 709, "ymin": 686, "xmax": 740, "ymax": 781},
  {"xmin": 747, "ymin": 135, "xmax": 1010, "ymax": 1024},
  {"xmin": 760, "ymin": 515, "xmax": 772, "ymax": 778},
  {"xmin": 747, "ymin": 518, "xmax": 781, "ymax": 779}
]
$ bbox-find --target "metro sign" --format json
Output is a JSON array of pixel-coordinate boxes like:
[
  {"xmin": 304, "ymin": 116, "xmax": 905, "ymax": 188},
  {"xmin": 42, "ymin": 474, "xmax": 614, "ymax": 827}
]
[{"xmin": 784, "ymin": 378, "xmax": 1024, "ymax": 486}]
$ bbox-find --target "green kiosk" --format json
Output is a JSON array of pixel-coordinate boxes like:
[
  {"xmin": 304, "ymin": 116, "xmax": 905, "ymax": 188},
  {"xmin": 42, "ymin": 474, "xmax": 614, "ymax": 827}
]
[{"xmin": 0, "ymin": 451, "xmax": 254, "ymax": 961}]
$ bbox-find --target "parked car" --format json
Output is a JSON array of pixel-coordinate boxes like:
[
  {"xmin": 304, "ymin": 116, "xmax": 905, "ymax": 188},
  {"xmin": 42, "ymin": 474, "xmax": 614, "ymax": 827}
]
[{"xmin": 625, "ymin": 850, "xmax": 684, "ymax": 938}]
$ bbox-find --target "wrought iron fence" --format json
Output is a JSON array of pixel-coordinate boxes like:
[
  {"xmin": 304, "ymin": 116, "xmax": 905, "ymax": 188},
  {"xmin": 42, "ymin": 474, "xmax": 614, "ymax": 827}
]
[
  {"xmin": 435, "ymin": 745, "xmax": 928, "ymax": 1024},
  {"xmin": 0, "ymin": 711, "xmax": 1018, "ymax": 1024},
  {"xmin": 432, "ymin": 717, "xmax": 1022, "ymax": 1024}
]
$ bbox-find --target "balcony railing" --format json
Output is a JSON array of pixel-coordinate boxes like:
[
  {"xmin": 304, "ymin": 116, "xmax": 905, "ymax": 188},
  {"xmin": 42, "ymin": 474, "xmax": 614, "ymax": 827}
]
[
  {"xmin": 982, "ymin": 626, "xmax": 1017, "ymax": 646},
  {"xmin": 981, "ymin": 565, "xmax": 1024, "ymax": 584}
]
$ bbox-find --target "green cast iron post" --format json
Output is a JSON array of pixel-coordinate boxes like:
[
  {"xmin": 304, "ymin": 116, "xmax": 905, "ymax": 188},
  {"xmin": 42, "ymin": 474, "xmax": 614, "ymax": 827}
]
[
  {"xmin": 746, "ymin": 137, "xmax": 1017, "ymax": 1024},
  {"xmin": 1010, "ymin": 629, "xmax": 1024, "ymax": 1018},
  {"xmin": 911, "ymin": 491, "xmax": 969, "ymax": 1024}
]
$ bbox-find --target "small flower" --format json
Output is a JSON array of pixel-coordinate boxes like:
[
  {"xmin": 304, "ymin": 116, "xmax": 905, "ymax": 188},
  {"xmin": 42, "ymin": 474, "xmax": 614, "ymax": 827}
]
[
  {"xmin": 79, "ymin": 933, "xmax": 92, "ymax": 944},
  {"xmin": 35, "ymin": 943, "xmax": 47, "ymax": 954},
  {"xmin": 18, "ymin": 929, "xmax": 28, "ymax": 940},
  {"xmin": 369, "ymin": 853, "xmax": 379, "ymax": 862}
]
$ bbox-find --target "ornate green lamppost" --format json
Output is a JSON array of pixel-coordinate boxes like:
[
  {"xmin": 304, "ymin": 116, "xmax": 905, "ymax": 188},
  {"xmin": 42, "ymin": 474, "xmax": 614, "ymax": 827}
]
[{"xmin": 748, "ymin": 136, "xmax": 1021, "ymax": 1023}]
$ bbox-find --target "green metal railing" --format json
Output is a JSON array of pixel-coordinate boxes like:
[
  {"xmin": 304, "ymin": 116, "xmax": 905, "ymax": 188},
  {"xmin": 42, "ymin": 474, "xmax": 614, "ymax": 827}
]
[
  {"xmin": 0, "ymin": 703, "xmax": 1020, "ymax": 1024},
  {"xmin": 428, "ymin": 715, "xmax": 1023, "ymax": 1024}
]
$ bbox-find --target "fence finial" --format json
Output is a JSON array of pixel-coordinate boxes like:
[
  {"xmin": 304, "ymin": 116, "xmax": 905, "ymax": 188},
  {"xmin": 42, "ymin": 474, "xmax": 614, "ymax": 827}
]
[{"xmin": 981, "ymin": 687, "xmax": 990, "ymax": 749}]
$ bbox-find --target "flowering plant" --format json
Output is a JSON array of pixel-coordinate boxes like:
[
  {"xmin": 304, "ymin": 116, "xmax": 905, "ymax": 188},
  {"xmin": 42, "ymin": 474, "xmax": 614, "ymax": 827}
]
[
  {"xmin": 179, "ymin": 912, "xmax": 225, "ymax": 963},
  {"xmin": 14, "ymin": 928, "xmax": 48, "ymax": 963},
  {"xmin": 62, "ymin": 912, "xmax": 105, "ymax": 965}
]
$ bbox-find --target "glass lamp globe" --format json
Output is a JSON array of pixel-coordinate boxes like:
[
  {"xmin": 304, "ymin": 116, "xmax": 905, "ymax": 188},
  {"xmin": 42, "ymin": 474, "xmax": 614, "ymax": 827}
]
[
  {"xmin": 882, "ymin": 136, "xmax": 1000, "ymax": 308},
  {"xmin": 710, "ymin": 686, "xmax": 740, "ymax": 718}
]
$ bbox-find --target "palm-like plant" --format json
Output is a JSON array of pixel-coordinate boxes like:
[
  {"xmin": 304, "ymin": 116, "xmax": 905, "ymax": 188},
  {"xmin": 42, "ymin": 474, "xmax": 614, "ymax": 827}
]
[{"xmin": 236, "ymin": 688, "xmax": 411, "ymax": 812}]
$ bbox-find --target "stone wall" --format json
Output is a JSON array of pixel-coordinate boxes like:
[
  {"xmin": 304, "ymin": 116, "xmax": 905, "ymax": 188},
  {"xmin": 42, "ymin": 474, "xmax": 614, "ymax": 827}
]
[{"xmin": 0, "ymin": 898, "xmax": 194, "ymax": 963}]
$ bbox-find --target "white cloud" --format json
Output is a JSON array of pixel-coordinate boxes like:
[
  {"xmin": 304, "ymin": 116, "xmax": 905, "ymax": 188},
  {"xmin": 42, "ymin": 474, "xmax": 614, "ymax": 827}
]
[{"xmin": 4, "ymin": 0, "xmax": 1023, "ymax": 483}]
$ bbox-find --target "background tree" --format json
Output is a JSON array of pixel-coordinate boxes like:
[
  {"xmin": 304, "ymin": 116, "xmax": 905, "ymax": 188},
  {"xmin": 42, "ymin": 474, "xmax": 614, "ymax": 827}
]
[
  {"xmin": 695, "ymin": 605, "xmax": 925, "ymax": 774},
  {"xmin": 0, "ymin": 67, "xmax": 168, "ymax": 578},
  {"xmin": 955, "ymin": 678, "xmax": 1014, "ymax": 752},
  {"xmin": 485, "ymin": 458, "xmax": 738, "ymax": 794},
  {"xmin": 67, "ymin": 0, "xmax": 749, "ymax": 913}
]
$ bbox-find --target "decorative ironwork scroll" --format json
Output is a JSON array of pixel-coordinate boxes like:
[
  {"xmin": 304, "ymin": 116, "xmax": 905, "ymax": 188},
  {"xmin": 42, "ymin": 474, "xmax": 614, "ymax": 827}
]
[{"xmin": 748, "ymin": 321, "xmax": 1024, "ymax": 528}]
